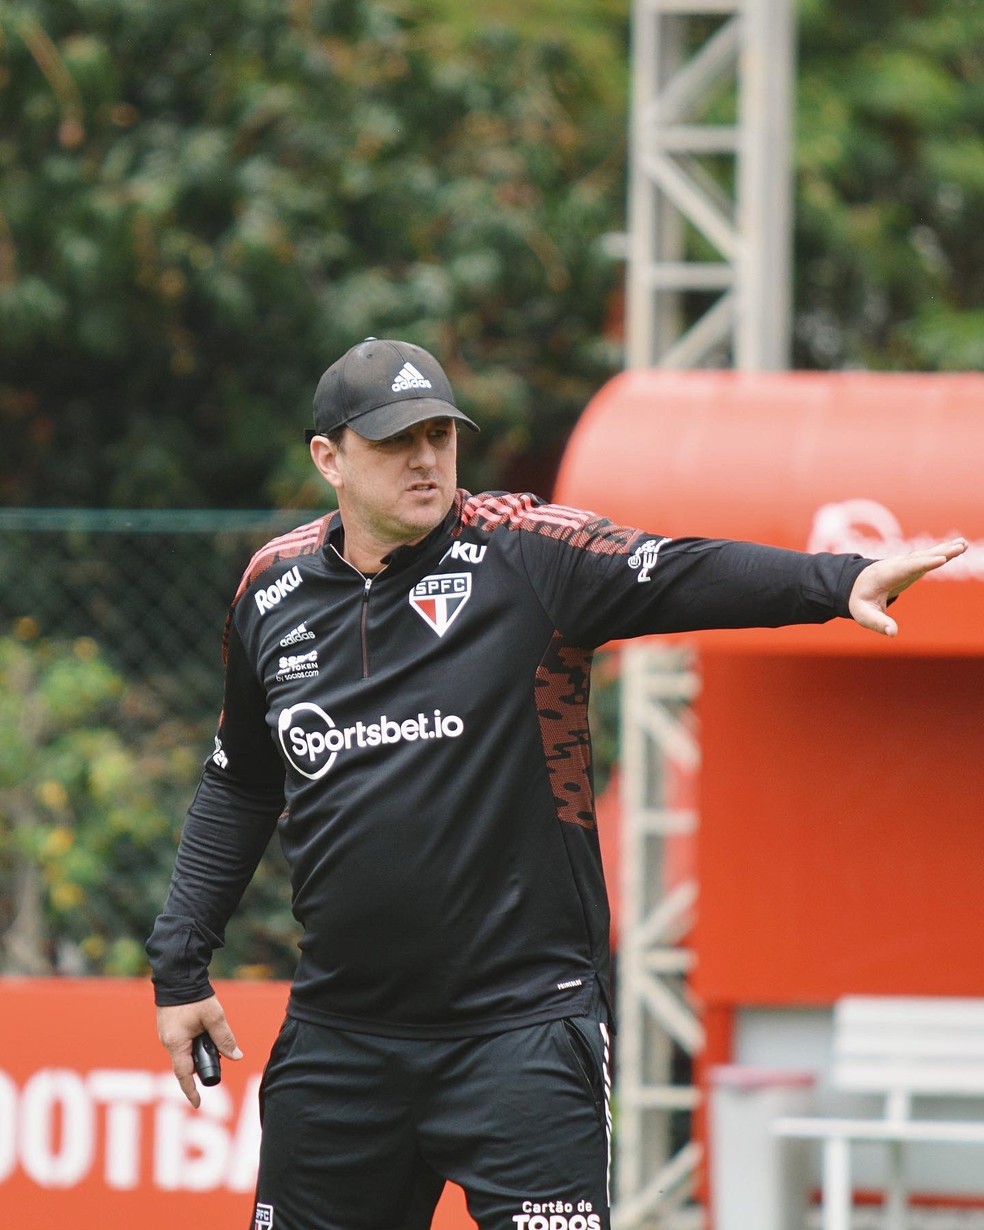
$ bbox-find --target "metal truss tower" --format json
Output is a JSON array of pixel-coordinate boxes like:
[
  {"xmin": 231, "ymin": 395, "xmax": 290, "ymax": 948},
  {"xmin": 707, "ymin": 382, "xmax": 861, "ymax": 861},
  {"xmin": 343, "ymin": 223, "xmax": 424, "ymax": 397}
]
[
  {"xmin": 614, "ymin": 646, "xmax": 703, "ymax": 1230},
  {"xmin": 615, "ymin": 2, "xmax": 795, "ymax": 1227},
  {"xmin": 624, "ymin": 0, "xmax": 795, "ymax": 371}
]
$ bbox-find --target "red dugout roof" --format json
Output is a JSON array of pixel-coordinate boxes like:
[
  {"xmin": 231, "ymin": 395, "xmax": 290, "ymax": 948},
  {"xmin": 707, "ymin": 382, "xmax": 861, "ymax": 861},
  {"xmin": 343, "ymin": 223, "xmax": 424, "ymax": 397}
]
[{"xmin": 553, "ymin": 371, "xmax": 984, "ymax": 655}]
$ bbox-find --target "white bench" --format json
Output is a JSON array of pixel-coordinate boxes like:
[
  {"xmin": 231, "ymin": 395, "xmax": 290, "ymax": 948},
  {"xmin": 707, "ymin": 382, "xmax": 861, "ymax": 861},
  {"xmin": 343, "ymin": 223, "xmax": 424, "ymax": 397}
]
[{"xmin": 772, "ymin": 996, "xmax": 984, "ymax": 1230}]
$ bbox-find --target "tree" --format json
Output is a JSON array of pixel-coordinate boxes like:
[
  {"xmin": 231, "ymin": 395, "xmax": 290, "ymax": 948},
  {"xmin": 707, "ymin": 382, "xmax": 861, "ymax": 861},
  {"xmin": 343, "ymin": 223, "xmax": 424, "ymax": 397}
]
[
  {"xmin": 0, "ymin": 629, "xmax": 299, "ymax": 978},
  {"xmin": 0, "ymin": 0, "xmax": 628, "ymax": 509},
  {"xmin": 794, "ymin": 0, "xmax": 984, "ymax": 369}
]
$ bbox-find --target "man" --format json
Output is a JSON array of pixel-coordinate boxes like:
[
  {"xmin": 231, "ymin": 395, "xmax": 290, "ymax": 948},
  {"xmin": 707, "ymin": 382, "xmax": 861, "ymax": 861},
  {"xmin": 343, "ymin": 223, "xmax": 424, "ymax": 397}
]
[{"xmin": 147, "ymin": 338, "xmax": 966, "ymax": 1230}]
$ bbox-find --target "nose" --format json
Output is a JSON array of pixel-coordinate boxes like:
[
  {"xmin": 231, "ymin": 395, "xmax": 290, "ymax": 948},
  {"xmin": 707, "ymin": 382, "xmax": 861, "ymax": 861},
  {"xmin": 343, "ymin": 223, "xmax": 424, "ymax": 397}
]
[{"xmin": 409, "ymin": 434, "xmax": 437, "ymax": 467}]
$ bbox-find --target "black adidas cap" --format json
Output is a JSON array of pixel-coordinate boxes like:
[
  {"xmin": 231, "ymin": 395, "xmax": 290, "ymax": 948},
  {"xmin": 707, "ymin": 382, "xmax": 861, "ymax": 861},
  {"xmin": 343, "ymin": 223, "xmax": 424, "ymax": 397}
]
[{"xmin": 308, "ymin": 338, "xmax": 479, "ymax": 442}]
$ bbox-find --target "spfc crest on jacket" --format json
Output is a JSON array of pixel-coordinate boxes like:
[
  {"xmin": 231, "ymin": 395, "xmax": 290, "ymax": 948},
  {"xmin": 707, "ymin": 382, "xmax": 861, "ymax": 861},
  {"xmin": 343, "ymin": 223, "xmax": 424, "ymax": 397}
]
[{"xmin": 408, "ymin": 573, "xmax": 472, "ymax": 637}]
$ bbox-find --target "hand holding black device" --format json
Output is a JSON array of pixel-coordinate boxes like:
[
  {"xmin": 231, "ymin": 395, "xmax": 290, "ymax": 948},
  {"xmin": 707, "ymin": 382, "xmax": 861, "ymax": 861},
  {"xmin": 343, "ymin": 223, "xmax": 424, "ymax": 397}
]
[{"xmin": 192, "ymin": 1032, "xmax": 222, "ymax": 1086}]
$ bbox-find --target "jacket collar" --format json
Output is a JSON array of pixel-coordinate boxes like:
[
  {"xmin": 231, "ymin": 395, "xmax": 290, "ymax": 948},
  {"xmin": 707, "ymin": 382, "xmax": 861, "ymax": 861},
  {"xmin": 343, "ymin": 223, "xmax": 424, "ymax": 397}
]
[{"xmin": 323, "ymin": 490, "xmax": 471, "ymax": 576}]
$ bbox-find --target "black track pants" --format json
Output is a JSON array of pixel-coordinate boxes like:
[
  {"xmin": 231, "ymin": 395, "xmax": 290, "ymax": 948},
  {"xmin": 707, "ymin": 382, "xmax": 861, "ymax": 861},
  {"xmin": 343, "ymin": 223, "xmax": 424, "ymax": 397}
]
[{"xmin": 251, "ymin": 1015, "xmax": 613, "ymax": 1230}]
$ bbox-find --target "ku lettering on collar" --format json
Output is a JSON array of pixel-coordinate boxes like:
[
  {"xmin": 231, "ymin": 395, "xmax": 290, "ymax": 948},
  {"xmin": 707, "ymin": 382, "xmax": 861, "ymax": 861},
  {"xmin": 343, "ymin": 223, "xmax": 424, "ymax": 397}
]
[
  {"xmin": 628, "ymin": 537, "xmax": 671, "ymax": 583},
  {"xmin": 441, "ymin": 540, "xmax": 487, "ymax": 566}
]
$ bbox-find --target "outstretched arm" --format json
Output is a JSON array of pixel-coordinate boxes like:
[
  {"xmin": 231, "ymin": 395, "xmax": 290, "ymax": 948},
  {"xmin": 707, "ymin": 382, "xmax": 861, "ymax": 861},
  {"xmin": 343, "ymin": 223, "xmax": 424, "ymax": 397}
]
[{"xmin": 848, "ymin": 538, "xmax": 967, "ymax": 636}]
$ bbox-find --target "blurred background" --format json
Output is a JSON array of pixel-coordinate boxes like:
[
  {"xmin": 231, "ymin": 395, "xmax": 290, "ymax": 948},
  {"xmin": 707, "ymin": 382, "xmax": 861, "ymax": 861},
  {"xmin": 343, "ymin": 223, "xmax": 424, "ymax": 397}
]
[{"xmin": 1, "ymin": 1, "xmax": 983, "ymax": 1227}]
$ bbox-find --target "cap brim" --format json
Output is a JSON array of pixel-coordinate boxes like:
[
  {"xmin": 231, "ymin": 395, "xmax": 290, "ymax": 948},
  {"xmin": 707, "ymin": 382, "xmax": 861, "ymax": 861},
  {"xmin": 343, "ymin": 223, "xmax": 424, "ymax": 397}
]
[{"xmin": 346, "ymin": 398, "xmax": 479, "ymax": 441}]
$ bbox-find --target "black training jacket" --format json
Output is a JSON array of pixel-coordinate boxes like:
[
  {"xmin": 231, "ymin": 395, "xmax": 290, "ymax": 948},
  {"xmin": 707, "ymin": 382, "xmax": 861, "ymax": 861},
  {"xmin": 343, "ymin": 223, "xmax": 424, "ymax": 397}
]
[{"xmin": 147, "ymin": 490, "xmax": 869, "ymax": 1037}]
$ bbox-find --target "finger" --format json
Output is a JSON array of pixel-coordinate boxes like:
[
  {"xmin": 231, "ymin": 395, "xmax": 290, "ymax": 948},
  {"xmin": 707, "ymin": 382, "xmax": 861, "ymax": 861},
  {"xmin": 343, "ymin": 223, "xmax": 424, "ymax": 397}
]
[
  {"xmin": 178, "ymin": 1072, "xmax": 202, "ymax": 1109},
  {"xmin": 171, "ymin": 1043, "xmax": 202, "ymax": 1109},
  {"xmin": 873, "ymin": 546, "xmax": 951, "ymax": 599},
  {"xmin": 905, "ymin": 549, "xmax": 951, "ymax": 574},
  {"xmin": 198, "ymin": 1001, "xmax": 244, "ymax": 1061},
  {"xmin": 853, "ymin": 601, "xmax": 897, "ymax": 637},
  {"xmin": 211, "ymin": 1026, "xmax": 244, "ymax": 1062},
  {"xmin": 898, "ymin": 538, "xmax": 968, "ymax": 579},
  {"xmin": 934, "ymin": 537, "xmax": 969, "ymax": 559},
  {"xmin": 888, "ymin": 555, "xmax": 948, "ymax": 597}
]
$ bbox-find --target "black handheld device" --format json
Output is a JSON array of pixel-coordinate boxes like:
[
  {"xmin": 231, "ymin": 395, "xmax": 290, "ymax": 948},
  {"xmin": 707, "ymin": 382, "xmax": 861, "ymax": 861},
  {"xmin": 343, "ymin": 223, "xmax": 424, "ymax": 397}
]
[{"xmin": 192, "ymin": 1032, "xmax": 222, "ymax": 1086}]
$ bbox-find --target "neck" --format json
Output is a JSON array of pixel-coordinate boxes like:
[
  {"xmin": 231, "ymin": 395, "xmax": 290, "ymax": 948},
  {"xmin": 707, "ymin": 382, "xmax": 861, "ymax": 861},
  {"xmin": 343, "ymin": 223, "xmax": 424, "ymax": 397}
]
[
  {"xmin": 338, "ymin": 526, "xmax": 420, "ymax": 576},
  {"xmin": 333, "ymin": 496, "xmax": 457, "ymax": 575}
]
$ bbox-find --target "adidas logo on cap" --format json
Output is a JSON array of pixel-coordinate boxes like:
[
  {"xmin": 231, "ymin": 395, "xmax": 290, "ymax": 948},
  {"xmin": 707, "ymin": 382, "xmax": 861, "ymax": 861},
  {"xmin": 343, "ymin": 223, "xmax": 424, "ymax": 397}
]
[{"xmin": 392, "ymin": 362, "xmax": 432, "ymax": 393}]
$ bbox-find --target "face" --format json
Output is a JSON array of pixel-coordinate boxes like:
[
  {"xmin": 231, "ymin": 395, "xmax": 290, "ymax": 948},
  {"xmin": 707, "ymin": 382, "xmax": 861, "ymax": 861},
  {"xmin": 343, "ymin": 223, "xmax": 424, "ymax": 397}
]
[{"xmin": 312, "ymin": 418, "xmax": 458, "ymax": 556}]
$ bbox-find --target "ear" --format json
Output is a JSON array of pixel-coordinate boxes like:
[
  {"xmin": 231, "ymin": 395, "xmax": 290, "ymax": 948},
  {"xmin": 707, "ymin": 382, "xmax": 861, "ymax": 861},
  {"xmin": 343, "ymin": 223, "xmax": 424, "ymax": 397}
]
[{"xmin": 310, "ymin": 435, "xmax": 343, "ymax": 488}]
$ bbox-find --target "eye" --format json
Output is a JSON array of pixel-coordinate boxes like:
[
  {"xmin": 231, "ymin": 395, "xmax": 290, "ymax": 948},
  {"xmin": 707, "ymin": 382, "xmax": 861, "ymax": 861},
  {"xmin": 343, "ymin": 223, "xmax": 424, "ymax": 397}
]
[
  {"xmin": 429, "ymin": 420, "xmax": 456, "ymax": 442},
  {"xmin": 378, "ymin": 432, "xmax": 412, "ymax": 450}
]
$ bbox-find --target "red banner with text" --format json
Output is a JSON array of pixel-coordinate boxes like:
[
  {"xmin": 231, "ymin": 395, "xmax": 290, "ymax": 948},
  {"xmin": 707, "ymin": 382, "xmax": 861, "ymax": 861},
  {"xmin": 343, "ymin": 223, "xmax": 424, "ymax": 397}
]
[{"xmin": 0, "ymin": 977, "xmax": 474, "ymax": 1230}]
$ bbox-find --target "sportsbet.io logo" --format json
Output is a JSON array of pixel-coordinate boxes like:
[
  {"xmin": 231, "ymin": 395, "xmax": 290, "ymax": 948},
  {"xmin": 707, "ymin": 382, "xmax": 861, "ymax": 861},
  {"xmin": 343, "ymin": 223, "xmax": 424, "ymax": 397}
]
[{"xmin": 278, "ymin": 702, "xmax": 464, "ymax": 780}]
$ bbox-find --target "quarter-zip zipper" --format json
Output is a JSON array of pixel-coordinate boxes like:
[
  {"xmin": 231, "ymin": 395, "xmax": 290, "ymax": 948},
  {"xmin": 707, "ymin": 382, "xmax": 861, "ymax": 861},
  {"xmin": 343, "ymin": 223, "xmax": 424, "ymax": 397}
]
[
  {"xmin": 329, "ymin": 543, "xmax": 379, "ymax": 679},
  {"xmin": 359, "ymin": 575, "xmax": 373, "ymax": 678}
]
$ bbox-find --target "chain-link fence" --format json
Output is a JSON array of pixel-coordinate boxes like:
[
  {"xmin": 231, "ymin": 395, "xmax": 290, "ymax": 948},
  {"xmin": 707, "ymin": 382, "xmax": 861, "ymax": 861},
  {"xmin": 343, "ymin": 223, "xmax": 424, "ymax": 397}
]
[
  {"xmin": 0, "ymin": 508, "xmax": 329, "ymax": 978},
  {"xmin": 0, "ymin": 506, "xmax": 619, "ymax": 980},
  {"xmin": 0, "ymin": 507, "xmax": 327, "ymax": 721}
]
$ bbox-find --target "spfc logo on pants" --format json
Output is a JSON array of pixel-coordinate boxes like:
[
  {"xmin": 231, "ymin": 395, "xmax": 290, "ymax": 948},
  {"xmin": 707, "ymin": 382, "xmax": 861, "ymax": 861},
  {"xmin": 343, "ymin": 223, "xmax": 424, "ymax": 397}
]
[
  {"xmin": 254, "ymin": 1203, "xmax": 274, "ymax": 1229},
  {"xmin": 408, "ymin": 573, "xmax": 472, "ymax": 637}
]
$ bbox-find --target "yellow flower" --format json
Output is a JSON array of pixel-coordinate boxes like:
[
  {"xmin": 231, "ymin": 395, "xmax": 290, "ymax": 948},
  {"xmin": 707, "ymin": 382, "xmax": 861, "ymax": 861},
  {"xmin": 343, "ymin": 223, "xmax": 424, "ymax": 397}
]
[
  {"xmin": 14, "ymin": 616, "xmax": 40, "ymax": 641},
  {"xmin": 81, "ymin": 936, "xmax": 107, "ymax": 960},
  {"xmin": 37, "ymin": 781, "xmax": 70, "ymax": 812},
  {"xmin": 42, "ymin": 825, "xmax": 74, "ymax": 857},
  {"xmin": 73, "ymin": 637, "xmax": 99, "ymax": 661},
  {"xmin": 235, "ymin": 964, "xmax": 274, "ymax": 981},
  {"xmin": 51, "ymin": 882, "xmax": 84, "ymax": 910}
]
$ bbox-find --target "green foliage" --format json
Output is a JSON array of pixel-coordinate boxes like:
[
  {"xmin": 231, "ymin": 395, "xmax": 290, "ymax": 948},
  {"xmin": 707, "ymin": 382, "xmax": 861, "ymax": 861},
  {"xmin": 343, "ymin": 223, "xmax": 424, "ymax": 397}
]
[
  {"xmin": 0, "ymin": 0, "xmax": 628, "ymax": 508},
  {"xmin": 795, "ymin": 0, "xmax": 984, "ymax": 369},
  {"xmin": 3, "ymin": 0, "xmax": 982, "ymax": 517},
  {"xmin": 0, "ymin": 629, "xmax": 299, "ymax": 979},
  {"xmin": 3, "ymin": 0, "xmax": 983, "ymax": 987}
]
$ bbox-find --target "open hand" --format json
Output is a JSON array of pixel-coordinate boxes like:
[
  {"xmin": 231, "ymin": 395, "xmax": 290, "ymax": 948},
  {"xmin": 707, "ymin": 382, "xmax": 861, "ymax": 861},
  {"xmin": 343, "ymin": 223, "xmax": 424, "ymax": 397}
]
[{"xmin": 848, "ymin": 538, "xmax": 968, "ymax": 636}]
